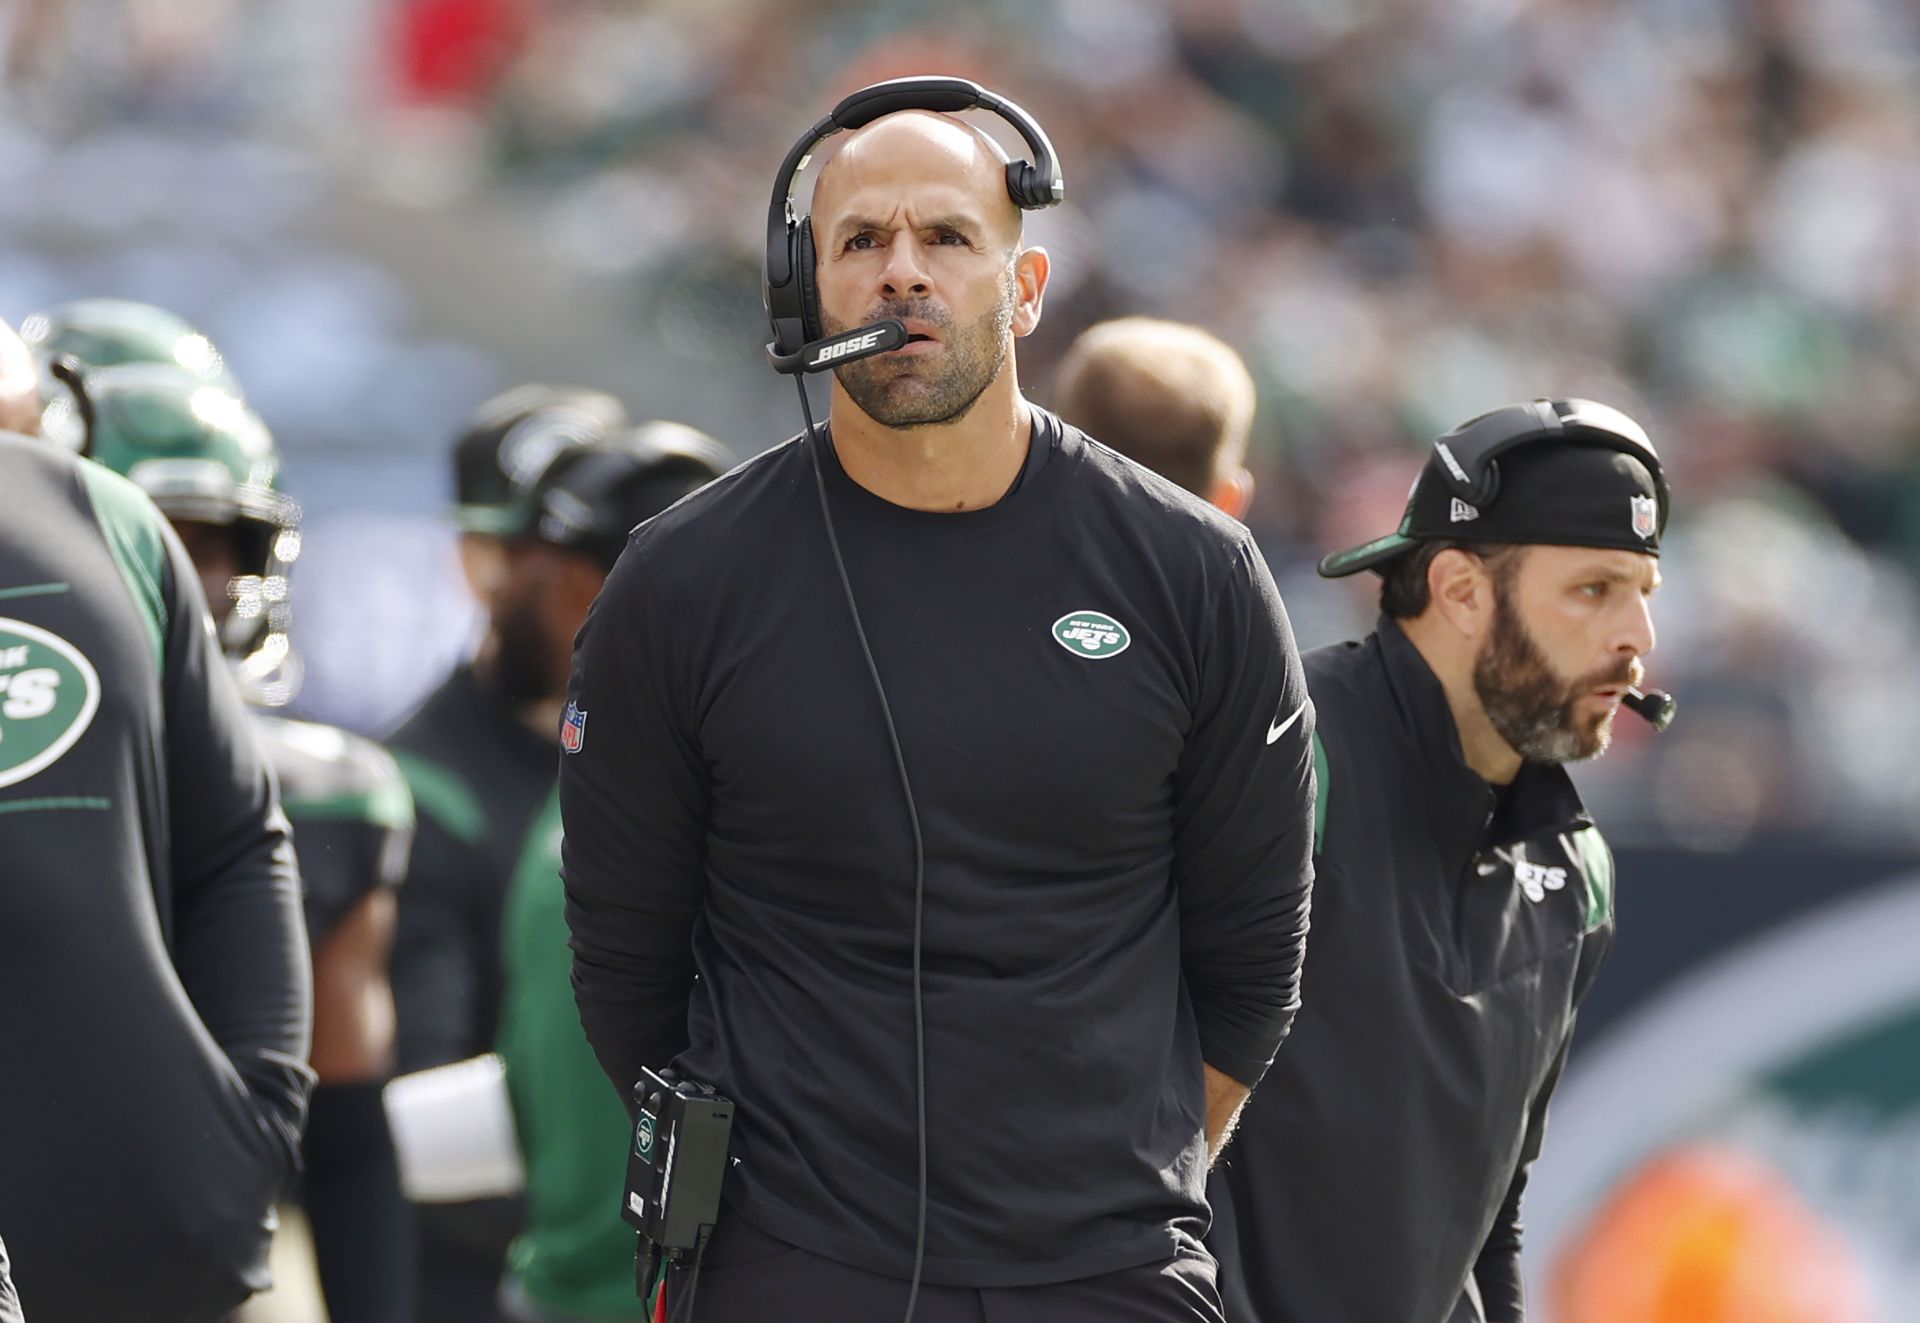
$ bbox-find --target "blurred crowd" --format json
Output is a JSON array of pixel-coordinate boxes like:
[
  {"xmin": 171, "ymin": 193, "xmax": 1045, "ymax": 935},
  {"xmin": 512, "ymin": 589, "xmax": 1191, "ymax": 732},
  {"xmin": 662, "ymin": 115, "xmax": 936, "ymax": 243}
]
[{"xmin": 10, "ymin": 0, "xmax": 1920, "ymax": 842}]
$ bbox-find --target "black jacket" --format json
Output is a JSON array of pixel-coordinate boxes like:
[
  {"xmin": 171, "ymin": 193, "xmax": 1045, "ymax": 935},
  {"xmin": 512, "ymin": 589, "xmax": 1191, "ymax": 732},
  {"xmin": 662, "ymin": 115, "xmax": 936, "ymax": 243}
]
[{"xmin": 1207, "ymin": 616, "xmax": 1614, "ymax": 1323}]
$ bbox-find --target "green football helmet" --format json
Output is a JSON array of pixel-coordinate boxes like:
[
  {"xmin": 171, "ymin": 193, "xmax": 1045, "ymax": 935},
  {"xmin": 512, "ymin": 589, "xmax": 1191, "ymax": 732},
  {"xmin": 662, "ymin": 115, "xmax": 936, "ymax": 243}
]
[
  {"xmin": 83, "ymin": 363, "xmax": 301, "ymax": 705},
  {"xmin": 20, "ymin": 298, "xmax": 241, "ymax": 450}
]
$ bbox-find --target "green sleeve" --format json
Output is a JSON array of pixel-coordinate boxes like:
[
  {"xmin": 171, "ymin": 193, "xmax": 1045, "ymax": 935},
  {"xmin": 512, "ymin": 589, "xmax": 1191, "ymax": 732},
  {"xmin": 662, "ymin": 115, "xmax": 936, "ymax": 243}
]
[
  {"xmin": 282, "ymin": 757, "xmax": 416, "ymax": 834},
  {"xmin": 1573, "ymin": 827, "xmax": 1615, "ymax": 929},
  {"xmin": 75, "ymin": 459, "xmax": 170, "ymax": 672},
  {"xmin": 392, "ymin": 750, "xmax": 485, "ymax": 846},
  {"xmin": 1311, "ymin": 731, "xmax": 1329, "ymax": 856}
]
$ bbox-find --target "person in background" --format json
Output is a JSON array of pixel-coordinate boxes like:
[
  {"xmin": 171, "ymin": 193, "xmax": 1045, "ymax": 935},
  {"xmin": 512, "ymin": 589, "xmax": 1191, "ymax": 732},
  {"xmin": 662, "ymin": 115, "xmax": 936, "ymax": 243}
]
[
  {"xmin": 1051, "ymin": 315, "xmax": 1257, "ymax": 519},
  {"xmin": 491, "ymin": 427, "xmax": 728, "ymax": 1323},
  {"xmin": 386, "ymin": 393, "xmax": 702, "ymax": 1323},
  {"xmin": 445, "ymin": 383, "xmax": 627, "ymax": 613},
  {"xmin": 0, "ymin": 318, "xmax": 311, "ymax": 1322},
  {"xmin": 73, "ymin": 358, "xmax": 418, "ymax": 1323}
]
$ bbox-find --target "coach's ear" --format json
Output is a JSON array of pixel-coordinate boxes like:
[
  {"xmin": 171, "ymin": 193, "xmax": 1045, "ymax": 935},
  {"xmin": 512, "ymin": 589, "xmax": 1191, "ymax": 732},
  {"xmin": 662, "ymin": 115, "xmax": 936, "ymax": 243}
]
[
  {"xmin": 1210, "ymin": 467, "xmax": 1254, "ymax": 521},
  {"xmin": 1428, "ymin": 547, "xmax": 1498, "ymax": 644},
  {"xmin": 1012, "ymin": 247, "xmax": 1050, "ymax": 338}
]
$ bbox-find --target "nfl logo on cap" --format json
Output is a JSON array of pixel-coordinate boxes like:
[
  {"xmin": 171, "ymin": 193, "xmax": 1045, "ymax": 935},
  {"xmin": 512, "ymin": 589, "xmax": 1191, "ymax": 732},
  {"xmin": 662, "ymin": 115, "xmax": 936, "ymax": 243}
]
[
  {"xmin": 561, "ymin": 701, "xmax": 587, "ymax": 753},
  {"xmin": 1630, "ymin": 494, "xmax": 1658, "ymax": 542}
]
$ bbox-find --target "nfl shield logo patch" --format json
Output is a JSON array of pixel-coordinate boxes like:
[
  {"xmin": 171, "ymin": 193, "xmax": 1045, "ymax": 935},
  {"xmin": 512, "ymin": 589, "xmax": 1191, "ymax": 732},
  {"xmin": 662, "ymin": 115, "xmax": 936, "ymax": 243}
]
[
  {"xmin": 561, "ymin": 701, "xmax": 587, "ymax": 753},
  {"xmin": 1630, "ymin": 494, "xmax": 1658, "ymax": 542}
]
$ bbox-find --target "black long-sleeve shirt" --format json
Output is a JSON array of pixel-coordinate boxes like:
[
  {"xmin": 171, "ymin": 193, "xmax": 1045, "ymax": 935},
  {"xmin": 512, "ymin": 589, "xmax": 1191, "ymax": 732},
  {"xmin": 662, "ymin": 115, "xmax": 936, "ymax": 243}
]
[
  {"xmin": 559, "ymin": 410, "xmax": 1315, "ymax": 1287},
  {"xmin": 1206, "ymin": 617, "xmax": 1614, "ymax": 1323},
  {"xmin": 0, "ymin": 436, "xmax": 312, "ymax": 1323}
]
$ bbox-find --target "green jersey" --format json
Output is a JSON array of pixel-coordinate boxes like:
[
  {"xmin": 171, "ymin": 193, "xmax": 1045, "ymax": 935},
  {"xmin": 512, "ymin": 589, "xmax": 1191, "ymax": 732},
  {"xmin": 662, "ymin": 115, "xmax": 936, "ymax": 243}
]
[{"xmin": 497, "ymin": 789, "xmax": 646, "ymax": 1320}]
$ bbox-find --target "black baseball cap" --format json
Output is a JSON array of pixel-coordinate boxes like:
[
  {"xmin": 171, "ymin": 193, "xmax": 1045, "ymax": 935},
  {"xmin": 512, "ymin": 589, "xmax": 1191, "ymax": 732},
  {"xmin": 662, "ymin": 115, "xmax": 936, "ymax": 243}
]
[
  {"xmin": 1319, "ymin": 398, "xmax": 1666, "ymax": 578},
  {"xmin": 452, "ymin": 384, "xmax": 627, "ymax": 534},
  {"xmin": 515, "ymin": 421, "xmax": 731, "ymax": 570}
]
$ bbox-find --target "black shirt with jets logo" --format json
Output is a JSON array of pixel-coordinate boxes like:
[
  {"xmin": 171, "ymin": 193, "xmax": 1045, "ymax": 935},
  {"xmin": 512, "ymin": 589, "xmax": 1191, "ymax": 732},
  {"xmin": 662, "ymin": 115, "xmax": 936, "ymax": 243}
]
[
  {"xmin": 559, "ymin": 408, "xmax": 1317, "ymax": 1286},
  {"xmin": 1206, "ymin": 616, "xmax": 1615, "ymax": 1323},
  {"xmin": 0, "ymin": 435, "xmax": 311, "ymax": 1323}
]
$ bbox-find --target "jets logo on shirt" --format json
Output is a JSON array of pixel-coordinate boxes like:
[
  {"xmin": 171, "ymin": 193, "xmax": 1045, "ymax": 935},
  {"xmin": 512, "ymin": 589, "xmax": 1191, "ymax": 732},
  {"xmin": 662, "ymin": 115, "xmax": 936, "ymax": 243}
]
[
  {"xmin": 1051, "ymin": 610, "xmax": 1131, "ymax": 660},
  {"xmin": 1477, "ymin": 844, "xmax": 1570, "ymax": 903},
  {"xmin": 0, "ymin": 618, "xmax": 101, "ymax": 789}
]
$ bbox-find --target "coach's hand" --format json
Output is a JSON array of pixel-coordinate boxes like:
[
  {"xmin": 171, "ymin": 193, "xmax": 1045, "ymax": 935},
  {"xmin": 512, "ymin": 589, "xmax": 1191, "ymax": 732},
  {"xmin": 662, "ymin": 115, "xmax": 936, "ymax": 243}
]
[{"xmin": 1203, "ymin": 1063, "xmax": 1252, "ymax": 1166}]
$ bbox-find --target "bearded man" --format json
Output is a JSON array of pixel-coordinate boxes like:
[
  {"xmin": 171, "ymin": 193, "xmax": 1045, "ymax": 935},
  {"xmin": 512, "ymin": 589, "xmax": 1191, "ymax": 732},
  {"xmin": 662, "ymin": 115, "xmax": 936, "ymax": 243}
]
[{"xmin": 1205, "ymin": 399, "xmax": 1669, "ymax": 1323}]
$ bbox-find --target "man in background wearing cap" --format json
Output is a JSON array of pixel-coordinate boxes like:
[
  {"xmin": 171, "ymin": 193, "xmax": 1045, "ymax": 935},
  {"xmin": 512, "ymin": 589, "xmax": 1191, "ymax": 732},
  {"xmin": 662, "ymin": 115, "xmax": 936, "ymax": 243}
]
[
  {"xmin": 1052, "ymin": 316, "xmax": 1258, "ymax": 518},
  {"xmin": 387, "ymin": 408, "xmax": 727, "ymax": 1322},
  {"xmin": 388, "ymin": 384, "xmax": 624, "ymax": 1322},
  {"xmin": 445, "ymin": 384, "xmax": 627, "ymax": 615},
  {"xmin": 1206, "ymin": 399, "xmax": 1667, "ymax": 1323},
  {"xmin": 490, "ymin": 431, "xmax": 727, "ymax": 1323}
]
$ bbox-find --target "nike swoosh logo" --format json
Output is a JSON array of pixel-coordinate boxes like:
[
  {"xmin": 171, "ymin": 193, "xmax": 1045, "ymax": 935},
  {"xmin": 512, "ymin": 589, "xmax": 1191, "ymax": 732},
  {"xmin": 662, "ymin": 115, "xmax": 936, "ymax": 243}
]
[{"xmin": 1266, "ymin": 701, "xmax": 1307, "ymax": 746}]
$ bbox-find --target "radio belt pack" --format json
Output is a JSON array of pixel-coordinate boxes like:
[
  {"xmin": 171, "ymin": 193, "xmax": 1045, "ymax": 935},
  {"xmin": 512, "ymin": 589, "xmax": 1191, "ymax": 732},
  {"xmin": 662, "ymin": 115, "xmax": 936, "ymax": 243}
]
[{"xmin": 625, "ymin": 1066, "xmax": 735, "ymax": 1320}]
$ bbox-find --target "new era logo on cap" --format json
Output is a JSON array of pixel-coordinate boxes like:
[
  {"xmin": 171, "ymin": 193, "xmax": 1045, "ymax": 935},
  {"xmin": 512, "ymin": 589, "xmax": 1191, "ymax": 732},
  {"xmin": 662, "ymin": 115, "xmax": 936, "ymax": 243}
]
[{"xmin": 1450, "ymin": 498, "xmax": 1480, "ymax": 523}]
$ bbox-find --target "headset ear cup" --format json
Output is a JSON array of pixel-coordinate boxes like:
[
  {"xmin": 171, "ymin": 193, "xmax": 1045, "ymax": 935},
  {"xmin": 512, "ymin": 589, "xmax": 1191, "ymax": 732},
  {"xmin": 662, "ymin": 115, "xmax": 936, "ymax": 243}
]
[
  {"xmin": 1476, "ymin": 465, "xmax": 1502, "ymax": 509},
  {"xmin": 1003, "ymin": 162, "xmax": 1032, "ymax": 207},
  {"xmin": 797, "ymin": 217, "xmax": 824, "ymax": 344},
  {"xmin": 1005, "ymin": 161, "xmax": 1051, "ymax": 208}
]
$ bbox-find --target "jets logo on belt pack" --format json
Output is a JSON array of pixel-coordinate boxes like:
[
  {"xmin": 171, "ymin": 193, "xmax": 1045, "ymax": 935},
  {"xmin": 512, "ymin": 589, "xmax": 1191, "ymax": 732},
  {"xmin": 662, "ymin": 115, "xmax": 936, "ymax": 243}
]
[
  {"xmin": 1052, "ymin": 610, "xmax": 1131, "ymax": 660},
  {"xmin": 0, "ymin": 617, "xmax": 101, "ymax": 789},
  {"xmin": 561, "ymin": 701, "xmax": 587, "ymax": 753}
]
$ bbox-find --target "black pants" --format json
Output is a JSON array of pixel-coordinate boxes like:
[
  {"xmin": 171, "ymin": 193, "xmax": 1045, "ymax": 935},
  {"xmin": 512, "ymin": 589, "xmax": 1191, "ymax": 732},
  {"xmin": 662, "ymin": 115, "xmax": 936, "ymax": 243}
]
[{"xmin": 676, "ymin": 1219, "xmax": 1223, "ymax": 1323}]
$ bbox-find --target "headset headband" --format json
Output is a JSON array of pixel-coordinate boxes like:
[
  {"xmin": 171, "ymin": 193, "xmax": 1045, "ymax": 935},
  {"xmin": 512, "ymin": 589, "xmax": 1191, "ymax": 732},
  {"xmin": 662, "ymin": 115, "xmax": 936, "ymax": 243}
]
[
  {"xmin": 1431, "ymin": 397, "xmax": 1668, "ymax": 533},
  {"xmin": 765, "ymin": 77, "xmax": 1063, "ymax": 287},
  {"xmin": 762, "ymin": 76, "xmax": 1064, "ymax": 369}
]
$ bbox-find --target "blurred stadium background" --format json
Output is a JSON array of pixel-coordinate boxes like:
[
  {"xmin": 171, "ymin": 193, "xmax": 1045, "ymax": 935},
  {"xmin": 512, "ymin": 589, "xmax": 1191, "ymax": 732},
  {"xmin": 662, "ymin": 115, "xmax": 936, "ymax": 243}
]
[{"xmin": 5, "ymin": 0, "xmax": 1918, "ymax": 1318}]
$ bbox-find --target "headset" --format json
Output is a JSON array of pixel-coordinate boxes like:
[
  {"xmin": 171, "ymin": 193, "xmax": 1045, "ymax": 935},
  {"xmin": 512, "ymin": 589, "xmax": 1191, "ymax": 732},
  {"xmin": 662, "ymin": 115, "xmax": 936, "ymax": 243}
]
[
  {"xmin": 762, "ymin": 75, "xmax": 1064, "ymax": 373},
  {"xmin": 1431, "ymin": 398, "xmax": 1677, "ymax": 731},
  {"xmin": 1430, "ymin": 397, "xmax": 1670, "ymax": 539},
  {"xmin": 749, "ymin": 77, "xmax": 1063, "ymax": 1323}
]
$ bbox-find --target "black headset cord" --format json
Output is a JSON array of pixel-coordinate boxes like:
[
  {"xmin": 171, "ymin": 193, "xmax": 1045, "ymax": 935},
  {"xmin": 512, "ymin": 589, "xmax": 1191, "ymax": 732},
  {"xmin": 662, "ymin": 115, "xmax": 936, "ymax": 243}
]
[{"xmin": 796, "ymin": 376, "xmax": 930, "ymax": 1323}]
